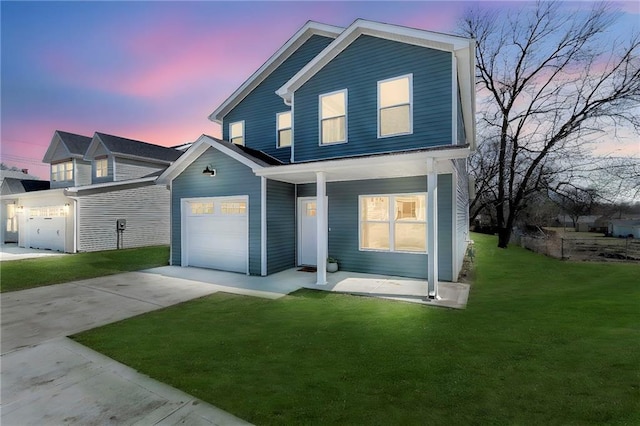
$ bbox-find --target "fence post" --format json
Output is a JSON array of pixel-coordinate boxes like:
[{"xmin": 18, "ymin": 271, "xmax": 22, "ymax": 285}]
[
  {"xmin": 625, "ymin": 238, "xmax": 629, "ymax": 260},
  {"xmin": 561, "ymin": 238, "xmax": 564, "ymax": 260}
]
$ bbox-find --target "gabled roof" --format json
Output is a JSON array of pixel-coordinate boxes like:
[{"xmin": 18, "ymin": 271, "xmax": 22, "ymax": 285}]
[
  {"xmin": 42, "ymin": 130, "xmax": 93, "ymax": 163},
  {"xmin": 208, "ymin": 21, "xmax": 343, "ymax": 123},
  {"xmin": 84, "ymin": 132, "xmax": 183, "ymax": 164},
  {"xmin": 156, "ymin": 135, "xmax": 280, "ymax": 185},
  {"xmin": 276, "ymin": 19, "xmax": 477, "ymax": 149},
  {"xmin": 1, "ymin": 178, "xmax": 50, "ymax": 195}
]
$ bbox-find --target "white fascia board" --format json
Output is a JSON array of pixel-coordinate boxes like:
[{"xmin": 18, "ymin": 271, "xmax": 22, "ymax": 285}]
[
  {"xmin": 65, "ymin": 177, "xmax": 157, "ymax": 194},
  {"xmin": 277, "ymin": 19, "xmax": 472, "ymax": 103},
  {"xmin": 255, "ymin": 146, "xmax": 470, "ymax": 182},
  {"xmin": 156, "ymin": 136, "xmax": 212, "ymax": 185},
  {"xmin": 208, "ymin": 21, "xmax": 343, "ymax": 124},
  {"xmin": 1, "ymin": 188, "xmax": 66, "ymax": 201},
  {"xmin": 156, "ymin": 135, "xmax": 265, "ymax": 185},
  {"xmin": 42, "ymin": 132, "xmax": 73, "ymax": 163},
  {"xmin": 82, "ymin": 134, "xmax": 107, "ymax": 161},
  {"xmin": 454, "ymin": 40, "xmax": 476, "ymax": 150}
]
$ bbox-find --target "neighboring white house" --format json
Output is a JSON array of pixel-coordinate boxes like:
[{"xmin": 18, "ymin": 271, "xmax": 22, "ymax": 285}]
[
  {"xmin": 1, "ymin": 169, "xmax": 50, "ymax": 244},
  {"xmin": 609, "ymin": 219, "xmax": 640, "ymax": 238},
  {"xmin": 1, "ymin": 130, "xmax": 184, "ymax": 252}
]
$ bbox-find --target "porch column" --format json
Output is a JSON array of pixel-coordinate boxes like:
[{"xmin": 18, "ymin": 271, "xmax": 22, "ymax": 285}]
[
  {"xmin": 427, "ymin": 158, "xmax": 439, "ymax": 298},
  {"xmin": 316, "ymin": 171, "xmax": 327, "ymax": 285}
]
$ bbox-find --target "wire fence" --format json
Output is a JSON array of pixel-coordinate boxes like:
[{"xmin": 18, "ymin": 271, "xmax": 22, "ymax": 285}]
[{"xmin": 520, "ymin": 235, "xmax": 640, "ymax": 262}]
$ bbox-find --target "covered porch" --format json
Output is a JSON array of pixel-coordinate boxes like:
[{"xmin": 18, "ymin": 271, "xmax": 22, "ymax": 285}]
[{"xmin": 146, "ymin": 265, "xmax": 470, "ymax": 309}]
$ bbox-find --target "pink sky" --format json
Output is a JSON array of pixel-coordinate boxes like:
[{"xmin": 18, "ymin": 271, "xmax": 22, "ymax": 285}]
[{"xmin": 1, "ymin": 1, "xmax": 637, "ymax": 180}]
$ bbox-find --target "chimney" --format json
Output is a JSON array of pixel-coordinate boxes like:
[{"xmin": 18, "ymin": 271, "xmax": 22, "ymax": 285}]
[{"xmin": 21, "ymin": 169, "xmax": 28, "ymax": 174}]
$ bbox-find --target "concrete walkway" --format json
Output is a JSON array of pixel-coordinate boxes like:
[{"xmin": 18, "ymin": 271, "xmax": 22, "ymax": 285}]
[
  {"xmin": 0, "ymin": 243, "xmax": 66, "ymax": 262},
  {"xmin": 1, "ymin": 271, "xmax": 259, "ymax": 425}
]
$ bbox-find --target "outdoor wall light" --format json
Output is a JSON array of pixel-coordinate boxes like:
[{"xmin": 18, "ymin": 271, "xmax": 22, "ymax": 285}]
[
  {"xmin": 202, "ymin": 165, "xmax": 216, "ymax": 177},
  {"xmin": 64, "ymin": 203, "xmax": 70, "ymax": 215}
]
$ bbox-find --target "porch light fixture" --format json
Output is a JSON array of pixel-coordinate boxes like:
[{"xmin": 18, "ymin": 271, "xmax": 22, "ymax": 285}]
[
  {"xmin": 64, "ymin": 203, "xmax": 70, "ymax": 215},
  {"xmin": 202, "ymin": 165, "xmax": 216, "ymax": 176}
]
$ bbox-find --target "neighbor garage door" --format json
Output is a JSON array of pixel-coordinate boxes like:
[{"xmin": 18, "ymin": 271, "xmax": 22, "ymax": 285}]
[
  {"xmin": 183, "ymin": 197, "xmax": 248, "ymax": 273},
  {"xmin": 27, "ymin": 206, "xmax": 66, "ymax": 252}
]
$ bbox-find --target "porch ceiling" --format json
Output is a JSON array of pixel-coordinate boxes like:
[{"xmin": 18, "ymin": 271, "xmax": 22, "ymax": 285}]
[{"xmin": 255, "ymin": 146, "xmax": 469, "ymax": 184}]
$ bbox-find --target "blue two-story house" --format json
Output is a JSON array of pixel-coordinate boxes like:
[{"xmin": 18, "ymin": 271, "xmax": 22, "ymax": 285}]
[{"xmin": 158, "ymin": 19, "xmax": 475, "ymax": 298}]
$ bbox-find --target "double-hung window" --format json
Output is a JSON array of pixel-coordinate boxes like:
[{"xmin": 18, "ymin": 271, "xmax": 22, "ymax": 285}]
[
  {"xmin": 95, "ymin": 158, "xmax": 108, "ymax": 178},
  {"xmin": 360, "ymin": 193, "xmax": 426, "ymax": 253},
  {"xmin": 229, "ymin": 121, "xmax": 244, "ymax": 146},
  {"xmin": 378, "ymin": 74, "xmax": 412, "ymax": 137},
  {"xmin": 277, "ymin": 111, "xmax": 292, "ymax": 148},
  {"xmin": 52, "ymin": 161, "xmax": 73, "ymax": 182},
  {"xmin": 320, "ymin": 90, "xmax": 347, "ymax": 144}
]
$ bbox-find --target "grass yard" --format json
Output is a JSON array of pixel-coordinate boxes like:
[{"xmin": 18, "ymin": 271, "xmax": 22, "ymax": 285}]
[
  {"xmin": 72, "ymin": 234, "xmax": 640, "ymax": 425},
  {"xmin": 0, "ymin": 245, "xmax": 169, "ymax": 292}
]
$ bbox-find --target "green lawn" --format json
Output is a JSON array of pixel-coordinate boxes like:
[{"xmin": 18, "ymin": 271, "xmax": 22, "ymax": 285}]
[
  {"xmin": 72, "ymin": 234, "xmax": 640, "ymax": 425},
  {"xmin": 0, "ymin": 245, "xmax": 169, "ymax": 292}
]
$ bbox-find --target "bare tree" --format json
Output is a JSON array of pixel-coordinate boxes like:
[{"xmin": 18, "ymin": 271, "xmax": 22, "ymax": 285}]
[{"xmin": 460, "ymin": 1, "xmax": 640, "ymax": 247}]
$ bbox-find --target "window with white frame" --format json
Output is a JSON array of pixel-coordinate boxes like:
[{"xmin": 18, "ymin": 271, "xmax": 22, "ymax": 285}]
[
  {"xmin": 277, "ymin": 111, "xmax": 292, "ymax": 148},
  {"xmin": 52, "ymin": 161, "xmax": 73, "ymax": 182},
  {"xmin": 221, "ymin": 201, "xmax": 247, "ymax": 215},
  {"xmin": 190, "ymin": 202, "xmax": 214, "ymax": 215},
  {"xmin": 378, "ymin": 75, "xmax": 412, "ymax": 137},
  {"xmin": 229, "ymin": 121, "xmax": 244, "ymax": 146},
  {"xmin": 360, "ymin": 193, "xmax": 426, "ymax": 253},
  {"xmin": 320, "ymin": 90, "xmax": 346, "ymax": 144},
  {"xmin": 95, "ymin": 158, "xmax": 108, "ymax": 178}
]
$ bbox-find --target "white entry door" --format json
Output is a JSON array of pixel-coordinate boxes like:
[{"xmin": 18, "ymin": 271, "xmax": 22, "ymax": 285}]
[
  {"xmin": 182, "ymin": 197, "xmax": 248, "ymax": 273},
  {"xmin": 297, "ymin": 197, "xmax": 327, "ymax": 266}
]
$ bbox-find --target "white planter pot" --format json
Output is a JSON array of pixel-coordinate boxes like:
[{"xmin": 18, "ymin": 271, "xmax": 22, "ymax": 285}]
[{"xmin": 327, "ymin": 262, "xmax": 338, "ymax": 273}]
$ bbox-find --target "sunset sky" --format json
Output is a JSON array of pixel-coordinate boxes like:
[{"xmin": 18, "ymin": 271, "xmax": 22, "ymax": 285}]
[{"xmin": 1, "ymin": 1, "xmax": 638, "ymax": 180}]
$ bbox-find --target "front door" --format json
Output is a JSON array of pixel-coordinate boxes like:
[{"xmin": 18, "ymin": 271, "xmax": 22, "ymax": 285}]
[{"xmin": 297, "ymin": 197, "xmax": 329, "ymax": 266}]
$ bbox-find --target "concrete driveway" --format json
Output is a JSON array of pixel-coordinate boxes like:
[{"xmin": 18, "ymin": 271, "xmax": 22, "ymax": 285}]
[{"xmin": 1, "ymin": 270, "xmax": 253, "ymax": 425}]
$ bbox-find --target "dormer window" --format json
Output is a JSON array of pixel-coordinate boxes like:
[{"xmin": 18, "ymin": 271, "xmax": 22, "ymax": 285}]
[
  {"xmin": 320, "ymin": 90, "xmax": 347, "ymax": 145},
  {"xmin": 95, "ymin": 158, "xmax": 108, "ymax": 178},
  {"xmin": 277, "ymin": 111, "xmax": 292, "ymax": 148},
  {"xmin": 52, "ymin": 161, "xmax": 73, "ymax": 182},
  {"xmin": 378, "ymin": 74, "xmax": 412, "ymax": 137},
  {"xmin": 230, "ymin": 121, "xmax": 244, "ymax": 146}
]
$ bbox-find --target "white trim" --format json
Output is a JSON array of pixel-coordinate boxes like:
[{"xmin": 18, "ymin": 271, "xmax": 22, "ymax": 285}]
[
  {"xmin": 156, "ymin": 135, "xmax": 266, "ymax": 185},
  {"xmin": 276, "ymin": 111, "xmax": 292, "ymax": 149},
  {"xmin": 451, "ymin": 167, "xmax": 458, "ymax": 278},
  {"xmin": 377, "ymin": 74, "xmax": 413, "ymax": 139},
  {"xmin": 358, "ymin": 193, "xmax": 428, "ymax": 254},
  {"xmin": 255, "ymin": 146, "xmax": 469, "ymax": 184},
  {"xmin": 65, "ymin": 176, "xmax": 156, "ymax": 193},
  {"xmin": 261, "ymin": 177, "xmax": 267, "ymax": 276},
  {"xmin": 290, "ymin": 93, "xmax": 296, "ymax": 163},
  {"xmin": 229, "ymin": 120, "xmax": 245, "ymax": 146},
  {"xmin": 209, "ymin": 21, "xmax": 343, "ymax": 123},
  {"xmin": 319, "ymin": 89, "xmax": 348, "ymax": 146}
]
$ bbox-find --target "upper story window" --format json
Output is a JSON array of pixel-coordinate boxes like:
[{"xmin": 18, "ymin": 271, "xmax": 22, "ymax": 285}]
[
  {"xmin": 360, "ymin": 193, "xmax": 426, "ymax": 253},
  {"xmin": 95, "ymin": 158, "xmax": 108, "ymax": 178},
  {"xmin": 230, "ymin": 121, "xmax": 244, "ymax": 146},
  {"xmin": 277, "ymin": 111, "xmax": 292, "ymax": 148},
  {"xmin": 378, "ymin": 74, "xmax": 412, "ymax": 138},
  {"xmin": 320, "ymin": 90, "xmax": 347, "ymax": 145},
  {"xmin": 52, "ymin": 161, "xmax": 73, "ymax": 182}
]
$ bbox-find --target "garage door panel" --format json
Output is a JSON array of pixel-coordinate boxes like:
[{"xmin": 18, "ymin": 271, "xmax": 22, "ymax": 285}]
[
  {"xmin": 28, "ymin": 217, "xmax": 65, "ymax": 252},
  {"xmin": 183, "ymin": 198, "xmax": 248, "ymax": 273}
]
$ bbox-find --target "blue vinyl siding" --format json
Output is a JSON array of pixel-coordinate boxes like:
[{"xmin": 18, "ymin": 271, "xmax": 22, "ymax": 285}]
[
  {"xmin": 267, "ymin": 180, "xmax": 296, "ymax": 274},
  {"xmin": 171, "ymin": 147, "xmax": 262, "ymax": 275},
  {"xmin": 222, "ymin": 35, "xmax": 335, "ymax": 163},
  {"xmin": 294, "ymin": 36, "xmax": 453, "ymax": 162},
  {"xmin": 297, "ymin": 174, "xmax": 453, "ymax": 280}
]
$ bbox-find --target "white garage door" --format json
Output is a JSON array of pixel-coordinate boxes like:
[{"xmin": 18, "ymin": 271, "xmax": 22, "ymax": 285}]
[
  {"xmin": 27, "ymin": 206, "xmax": 66, "ymax": 252},
  {"xmin": 183, "ymin": 197, "xmax": 248, "ymax": 273}
]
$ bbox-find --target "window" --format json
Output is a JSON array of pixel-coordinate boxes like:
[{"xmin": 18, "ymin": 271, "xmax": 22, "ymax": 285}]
[
  {"xmin": 190, "ymin": 202, "xmax": 213, "ymax": 215},
  {"xmin": 360, "ymin": 194, "xmax": 426, "ymax": 253},
  {"xmin": 6, "ymin": 204, "xmax": 17, "ymax": 233},
  {"xmin": 52, "ymin": 161, "xmax": 73, "ymax": 182},
  {"xmin": 378, "ymin": 75, "xmax": 412, "ymax": 137},
  {"xmin": 320, "ymin": 90, "xmax": 346, "ymax": 144},
  {"xmin": 277, "ymin": 111, "xmax": 292, "ymax": 148},
  {"xmin": 95, "ymin": 158, "xmax": 108, "ymax": 178},
  {"xmin": 221, "ymin": 201, "xmax": 247, "ymax": 215},
  {"xmin": 306, "ymin": 202, "xmax": 317, "ymax": 217},
  {"xmin": 230, "ymin": 121, "xmax": 244, "ymax": 146}
]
